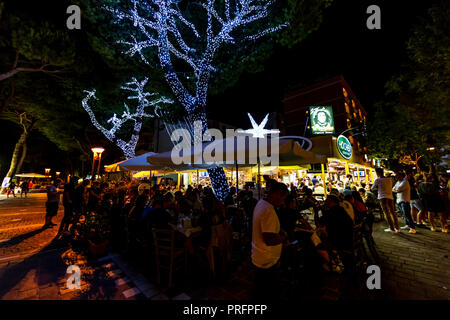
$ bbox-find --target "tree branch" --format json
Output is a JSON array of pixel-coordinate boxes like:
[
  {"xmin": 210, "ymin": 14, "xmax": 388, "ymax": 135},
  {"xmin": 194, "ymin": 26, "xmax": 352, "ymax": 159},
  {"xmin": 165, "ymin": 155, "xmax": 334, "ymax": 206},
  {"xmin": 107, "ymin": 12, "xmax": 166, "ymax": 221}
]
[{"xmin": 0, "ymin": 61, "xmax": 68, "ymax": 81}]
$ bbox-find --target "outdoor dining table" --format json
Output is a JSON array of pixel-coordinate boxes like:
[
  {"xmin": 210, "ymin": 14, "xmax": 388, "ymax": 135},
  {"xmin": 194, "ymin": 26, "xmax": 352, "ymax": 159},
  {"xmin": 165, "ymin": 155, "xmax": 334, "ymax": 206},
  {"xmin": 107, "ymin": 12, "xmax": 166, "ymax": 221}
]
[
  {"xmin": 169, "ymin": 222, "xmax": 202, "ymax": 254},
  {"xmin": 170, "ymin": 223, "xmax": 202, "ymax": 238}
]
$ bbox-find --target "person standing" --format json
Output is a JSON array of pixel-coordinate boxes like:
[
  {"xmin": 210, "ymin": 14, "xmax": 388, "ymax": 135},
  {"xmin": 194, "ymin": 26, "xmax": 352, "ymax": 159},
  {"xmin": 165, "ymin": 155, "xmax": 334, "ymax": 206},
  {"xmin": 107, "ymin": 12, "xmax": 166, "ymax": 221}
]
[
  {"xmin": 6, "ymin": 180, "xmax": 16, "ymax": 198},
  {"xmin": 44, "ymin": 180, "xmax": 61, "ymax": 227},
  {"xmin": 20, "ymin": 180, "xmax": 30, "ymax": 198},
  {"xmin": 393, "ymin": 172, "xmax": 416, "ymax": 234},
  {"xmin": 371, "ymin": 168, "xmax": 400, "ymax": 233},
  {"xmin": 58, "ymin": 176, "xmax": 77, "ymax": 235},
  {"xmin": 70, "ymin": 179, "xmax": 90, "ymax": 232},
  {"xmin": 406, "ymin": 170, "xmax": 426, "ymax": 226},
  {"xmin": 251, "ymin": 182, "xmax": 289, "ymax": 300},
  {"xmin": 418, "ymin": 174, "xmax": 448, "ymax": 233}
]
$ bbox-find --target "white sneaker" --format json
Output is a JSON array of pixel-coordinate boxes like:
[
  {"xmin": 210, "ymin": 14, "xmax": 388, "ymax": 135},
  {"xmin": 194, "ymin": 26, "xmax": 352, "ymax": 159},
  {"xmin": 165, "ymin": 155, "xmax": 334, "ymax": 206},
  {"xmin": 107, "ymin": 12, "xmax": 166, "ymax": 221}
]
[
  {"xmin": 400, "ymin": 226, "xmax": 410, "ymax": 230},
  {"xmin": 430, "ymin": 227, "xmax": 437, "ymax": 232},
  {"xmin": 394, "ymin": 229, "xmax": 401, "ymax": 234},
  {"xmin": 409, "ymin": 229, "xmax": 416, "ymax": 234},
  {"xmin": 384, "ymin": 228, "xmax": 394, "ymax": 233}
]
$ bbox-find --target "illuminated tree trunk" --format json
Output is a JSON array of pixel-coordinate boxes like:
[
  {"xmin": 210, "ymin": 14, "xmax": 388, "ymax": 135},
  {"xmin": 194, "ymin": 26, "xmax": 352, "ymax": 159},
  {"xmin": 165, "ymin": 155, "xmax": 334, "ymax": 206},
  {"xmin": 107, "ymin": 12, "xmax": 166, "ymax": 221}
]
[
  {"xmin": 0, "ymin": 131, "xmax": 27, "ymax": 193},
  {"xmin": 1, "ymin": 113, "xmax": 35, "ymax": 193},
  {"xmin": 15, "ymin": 142, "xmax": 27, "ymax": 175},
  {"xmin": 105, "ymin": 0, "xmax": 287, "ymax": 201}
]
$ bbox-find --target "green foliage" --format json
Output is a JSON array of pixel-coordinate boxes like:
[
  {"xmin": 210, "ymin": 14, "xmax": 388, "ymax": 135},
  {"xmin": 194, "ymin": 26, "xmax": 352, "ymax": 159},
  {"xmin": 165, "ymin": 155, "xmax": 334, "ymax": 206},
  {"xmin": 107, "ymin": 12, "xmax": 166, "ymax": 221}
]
[
  {"xmin": 367, "ymin": 2, "xmax": 450, "ymax": 167},
  {"xmin": 74, "ymin": 210, "xmax": 111, "ymax": 244}
]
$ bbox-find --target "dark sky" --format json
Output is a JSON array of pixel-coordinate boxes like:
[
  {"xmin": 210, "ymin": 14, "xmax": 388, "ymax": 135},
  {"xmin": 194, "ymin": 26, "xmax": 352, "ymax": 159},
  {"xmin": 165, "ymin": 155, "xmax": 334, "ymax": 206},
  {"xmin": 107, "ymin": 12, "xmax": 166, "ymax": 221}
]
[{"xmin": 208, "ymin": 0, "xmax": 438, "ymax": 127}]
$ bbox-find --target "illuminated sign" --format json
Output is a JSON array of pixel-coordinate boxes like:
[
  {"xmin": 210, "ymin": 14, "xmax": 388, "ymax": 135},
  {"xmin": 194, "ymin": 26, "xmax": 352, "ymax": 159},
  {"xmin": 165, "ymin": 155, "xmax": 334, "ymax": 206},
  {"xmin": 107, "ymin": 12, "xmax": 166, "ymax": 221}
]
[
  {"xmin": 337, "ymin": 135, "xmax": 352, "ymax": 160},
  {"xmin": 309, "ymin": 106, "xmax": 335, "ymax": 135}
]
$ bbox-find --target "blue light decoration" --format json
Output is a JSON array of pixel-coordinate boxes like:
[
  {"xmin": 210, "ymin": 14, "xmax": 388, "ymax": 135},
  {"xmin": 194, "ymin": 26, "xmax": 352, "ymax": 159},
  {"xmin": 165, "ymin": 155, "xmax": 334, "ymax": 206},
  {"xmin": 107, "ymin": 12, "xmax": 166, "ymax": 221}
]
[
  {"xmin": 82, "ymin": 77, "xmax": 173, "ymax": 159},
  {"xmin": 104, "ymin": 0, "xmax": 287, "ymax": 200}
]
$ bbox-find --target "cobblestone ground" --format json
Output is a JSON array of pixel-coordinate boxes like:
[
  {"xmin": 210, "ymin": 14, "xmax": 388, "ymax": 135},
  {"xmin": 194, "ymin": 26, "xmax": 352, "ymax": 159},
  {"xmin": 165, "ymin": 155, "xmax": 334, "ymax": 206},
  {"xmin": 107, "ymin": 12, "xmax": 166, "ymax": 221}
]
[{"xmin": 1, "ymin": 194, "xmax": 448, "ymax": 300}]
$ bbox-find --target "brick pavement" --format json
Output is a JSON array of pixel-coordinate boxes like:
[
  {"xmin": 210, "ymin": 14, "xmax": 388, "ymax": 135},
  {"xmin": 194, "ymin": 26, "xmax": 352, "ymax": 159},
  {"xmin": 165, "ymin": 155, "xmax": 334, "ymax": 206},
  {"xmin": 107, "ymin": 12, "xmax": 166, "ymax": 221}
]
[{"xmin": 371, "ymin": 219, "xmax": 450, "ymax": 300}]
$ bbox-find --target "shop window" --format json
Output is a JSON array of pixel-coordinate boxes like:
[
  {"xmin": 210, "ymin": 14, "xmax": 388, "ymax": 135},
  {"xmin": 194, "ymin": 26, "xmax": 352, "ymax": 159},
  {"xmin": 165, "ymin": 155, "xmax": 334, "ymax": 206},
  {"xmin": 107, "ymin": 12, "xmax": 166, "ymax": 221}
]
[
  {"xmin": 342, "ymin": 87, "xmax": 348, "ymax": 98},
  {"xmin": 358, "ymin": 109, "xmax": 362, "ymax": 118},
  {"xmin": 352, "ymin": 99, "xmax": 356, "ymax": 108},
  {"xmin": 344, "ymin": 102, "xmax": 350, "ymax": 114}
]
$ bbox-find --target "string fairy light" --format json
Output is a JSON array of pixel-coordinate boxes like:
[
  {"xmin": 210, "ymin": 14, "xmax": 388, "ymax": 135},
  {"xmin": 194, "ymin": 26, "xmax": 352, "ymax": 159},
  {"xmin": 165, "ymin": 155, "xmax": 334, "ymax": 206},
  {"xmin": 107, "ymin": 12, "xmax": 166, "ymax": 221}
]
[
  {"xmin": 82, "ymin": 77, "xmax": 173, "ymax": 159},
  {"xmin": 103, "ymin": 0, "xmax": 287, "ymax": 200}
]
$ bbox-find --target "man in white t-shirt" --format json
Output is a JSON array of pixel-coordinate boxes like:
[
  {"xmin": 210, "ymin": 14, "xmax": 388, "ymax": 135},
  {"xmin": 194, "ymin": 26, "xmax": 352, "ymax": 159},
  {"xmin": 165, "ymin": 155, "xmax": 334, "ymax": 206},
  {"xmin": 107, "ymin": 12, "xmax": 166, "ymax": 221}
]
[
  {"xmin": 251, "ymin": 182, "xmax": 289, "ymax": 300},
  {"xmin": 371, "ymin": 168, "xmax": 399, "ymax": 233}
]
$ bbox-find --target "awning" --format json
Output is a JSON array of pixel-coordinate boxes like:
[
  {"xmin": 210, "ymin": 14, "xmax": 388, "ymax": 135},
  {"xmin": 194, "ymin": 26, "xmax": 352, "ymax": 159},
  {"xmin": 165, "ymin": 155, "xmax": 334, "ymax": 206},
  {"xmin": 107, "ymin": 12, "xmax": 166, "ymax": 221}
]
[
  {"xmin": 118, "ymin": 152, "xmax": 159, "ymax": 171},
  {"xmin": 15, "ymin": 173, "xmax": 49, "ymax": 178},
  {"xmin": 104, "ymin": 160, "xmax": 126, "ymax": 172},
  {"xmin": 147, "ymin": 137, "xmax": 326, "ymax": 168}
]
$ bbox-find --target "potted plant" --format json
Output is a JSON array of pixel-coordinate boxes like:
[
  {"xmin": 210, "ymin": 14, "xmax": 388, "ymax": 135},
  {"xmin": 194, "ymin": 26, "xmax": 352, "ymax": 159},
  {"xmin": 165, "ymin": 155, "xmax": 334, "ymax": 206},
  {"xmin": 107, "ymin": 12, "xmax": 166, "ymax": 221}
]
[
  {"xmin": 86, "ymin": 212, "xmax": 111, "ymax": 257},
  {"xmin": 72, "ymin": 212, "xmax": 111, "ymax": 257}
]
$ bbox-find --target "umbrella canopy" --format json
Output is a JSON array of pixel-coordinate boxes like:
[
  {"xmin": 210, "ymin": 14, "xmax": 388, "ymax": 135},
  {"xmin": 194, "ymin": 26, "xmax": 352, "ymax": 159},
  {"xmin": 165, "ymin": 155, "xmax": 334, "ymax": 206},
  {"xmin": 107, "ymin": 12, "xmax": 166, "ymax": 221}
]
[
  {"xmin": 278, "ymin": 138, "xmax": 327, "ymax": 165},
  {"xmin": 147, "ymin": 136, "xmax": 326, "ymax": 168},
  {"xmin": 104, "ymin": 160, "xmax": 126, "ymax": 172},
  {"xmin": 15, "ymin": 173, "xmax": 48, "ymax": 178},
  {"xmin": 118, "ymin": 152, "xmax": 159, "ymax": 171}
]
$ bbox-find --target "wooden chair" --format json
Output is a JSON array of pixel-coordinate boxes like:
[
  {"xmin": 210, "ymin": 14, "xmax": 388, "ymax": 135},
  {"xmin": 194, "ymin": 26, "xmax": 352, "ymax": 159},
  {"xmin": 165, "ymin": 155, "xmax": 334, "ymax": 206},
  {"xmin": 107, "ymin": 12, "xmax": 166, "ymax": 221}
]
[
  {"xmin": 152, "ymin": 228, "xmax": 187, "ymax": 288},
  {"xmin": 207, "ymin": 222, "xmax": 233, "ymax": 280},
  {"xmin": 351, "ymin": 222, "xmax": 366, "ymax": 268},
  {"xmin": 343, "ymin": 222, "xmax": 366, "ymax": 272}
]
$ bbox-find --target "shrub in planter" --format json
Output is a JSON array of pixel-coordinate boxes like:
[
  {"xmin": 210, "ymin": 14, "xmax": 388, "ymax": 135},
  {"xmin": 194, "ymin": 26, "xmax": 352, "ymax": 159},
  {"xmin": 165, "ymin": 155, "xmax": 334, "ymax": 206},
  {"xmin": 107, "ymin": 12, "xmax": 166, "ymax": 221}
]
[{"xmin": 72, "ymin": 211, "xmax": 112, "ymax": 257}]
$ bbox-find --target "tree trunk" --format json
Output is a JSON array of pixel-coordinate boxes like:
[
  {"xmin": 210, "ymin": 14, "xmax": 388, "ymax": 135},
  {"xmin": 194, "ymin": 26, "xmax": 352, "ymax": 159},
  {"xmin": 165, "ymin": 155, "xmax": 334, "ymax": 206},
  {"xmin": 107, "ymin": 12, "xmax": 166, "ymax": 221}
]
[
  {"xmin": 15, "ymin": 142, "xmax": 27, "ymax": 175},
  {"xmin": 0, "ymin": 131, "xmax": 27, "ymax": 193},
  {"xmin": 191, "ymin": 108, "xmax": 230, "ymax": 201}
]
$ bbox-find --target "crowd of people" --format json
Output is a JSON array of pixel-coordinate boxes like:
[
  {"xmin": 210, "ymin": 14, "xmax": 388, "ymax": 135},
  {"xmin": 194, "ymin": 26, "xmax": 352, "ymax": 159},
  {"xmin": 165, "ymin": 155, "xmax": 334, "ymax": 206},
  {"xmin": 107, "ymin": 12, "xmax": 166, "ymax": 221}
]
[
  {"xmin": 5, "ymin": 179, "xmax": 32, "ymax": 198},
  {"xmin": 37, "ymin": 168, "xmax": 449, "ymax": 299}
]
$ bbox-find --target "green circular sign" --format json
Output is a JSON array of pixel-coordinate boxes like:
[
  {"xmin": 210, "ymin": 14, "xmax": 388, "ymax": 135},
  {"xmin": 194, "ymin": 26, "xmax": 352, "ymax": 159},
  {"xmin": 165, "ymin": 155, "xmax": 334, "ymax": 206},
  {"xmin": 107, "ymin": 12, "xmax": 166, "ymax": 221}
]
[{"xmin": 337, "ymin": 135, "xmax": 352, "ymax": 160}]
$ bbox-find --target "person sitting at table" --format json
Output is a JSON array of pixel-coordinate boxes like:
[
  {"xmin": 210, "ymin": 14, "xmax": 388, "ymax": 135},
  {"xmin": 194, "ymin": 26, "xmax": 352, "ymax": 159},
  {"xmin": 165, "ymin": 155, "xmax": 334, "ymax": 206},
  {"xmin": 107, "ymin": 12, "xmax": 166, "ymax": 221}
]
[
  {"xmin": 191, "ymin": 189, "xmax": 204, "ymax": 215},
  {"xmin": 341, "ymin": 190, "xmax": 356, "ymax": 223},
  {"xmin": 336, "ymin": 181, "xmax": 345, "ymax": 194},
  {"xmin": 147, "ymin": 199, "xmax": 171, "ymax": 230},
  {"xmin": 313, "ymin": 183, "xmax": 325, "ymax": 196},
  {"xmin": 319, "ymin": 194, "xmax": 354, "ymax": 268},
  {"xmin": 224, "ymin": 186, "xmax": 237, "ymax": 207},
  {"xmin": 351, "ymin": 191, "xmax": 368, "ymax": 224},
  {"xmin": 237, "ymin": 190, "xmax": 258, "ymax": 236},
  {"xmin": 299, "ymin": 188, "xmax": 319, "ymax": 212},
  {"xmin": 278, "ymin": 195, "xmax": 299, "ymax": 241}
]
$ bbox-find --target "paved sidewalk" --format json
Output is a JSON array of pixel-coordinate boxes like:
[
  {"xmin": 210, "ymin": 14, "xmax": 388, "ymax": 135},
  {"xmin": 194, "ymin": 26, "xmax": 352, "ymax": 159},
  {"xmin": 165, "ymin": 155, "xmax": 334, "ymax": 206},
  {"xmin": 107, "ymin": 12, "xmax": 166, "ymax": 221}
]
[{"xmin": 372, "ymin": 220, "xmax": 450, "ymax": 299}]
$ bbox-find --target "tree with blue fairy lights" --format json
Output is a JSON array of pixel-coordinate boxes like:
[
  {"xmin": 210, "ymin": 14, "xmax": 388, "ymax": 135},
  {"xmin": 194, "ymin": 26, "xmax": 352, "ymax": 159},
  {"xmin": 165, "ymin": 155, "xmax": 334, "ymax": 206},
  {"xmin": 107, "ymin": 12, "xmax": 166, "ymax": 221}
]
[{"xmin": 100, "ymin": 0, "xmax": 290, "ymax": 200}]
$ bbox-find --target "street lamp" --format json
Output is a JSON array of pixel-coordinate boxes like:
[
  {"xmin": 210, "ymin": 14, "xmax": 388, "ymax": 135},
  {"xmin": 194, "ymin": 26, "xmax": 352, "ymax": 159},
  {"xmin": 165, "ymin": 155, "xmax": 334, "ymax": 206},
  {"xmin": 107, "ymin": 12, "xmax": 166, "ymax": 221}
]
[
  {"xmin": 91, "ymin": 147, "xmax": 105, "ymax": 180},
  {"xmin": 56, "ymin": 172, "xmax": 61, "ymax": 179},
  {"xmin": 45, "ymin": 168, "xmax": 51, "ymax": 177}
]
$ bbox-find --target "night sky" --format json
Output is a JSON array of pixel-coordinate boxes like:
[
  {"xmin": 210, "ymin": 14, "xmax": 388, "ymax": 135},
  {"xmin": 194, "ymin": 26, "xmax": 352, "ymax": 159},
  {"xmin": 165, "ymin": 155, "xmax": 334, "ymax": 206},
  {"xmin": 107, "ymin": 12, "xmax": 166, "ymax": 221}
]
[
  {"xmin": 208, "ymin": 0, "xmax": 438, "ymax": 127},
  {"xmin": 0, "ymin": 0, "xmax": 440, "ymax": 176}
]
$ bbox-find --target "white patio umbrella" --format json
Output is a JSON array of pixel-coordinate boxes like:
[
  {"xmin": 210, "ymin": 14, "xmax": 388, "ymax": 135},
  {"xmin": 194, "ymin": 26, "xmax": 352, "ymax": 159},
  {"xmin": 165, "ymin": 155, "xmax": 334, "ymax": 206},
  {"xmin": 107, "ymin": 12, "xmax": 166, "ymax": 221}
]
[
  {"xmin": 147, "ymin": 136, "xmax": 326, "ymax": 198},
  {"xmin": 118, "ymin": 152, "xmax": 158, "ymax": 171},
  {"xmin": 147, "ymin": 136, "xmax": 326, "ymax": 167}
]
